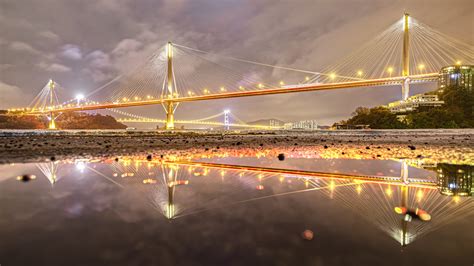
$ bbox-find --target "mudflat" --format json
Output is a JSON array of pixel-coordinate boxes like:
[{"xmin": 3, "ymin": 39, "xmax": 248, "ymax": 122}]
[{"xmin": 0, "ymin": 129, "xmax": 472, "ymax": 164}]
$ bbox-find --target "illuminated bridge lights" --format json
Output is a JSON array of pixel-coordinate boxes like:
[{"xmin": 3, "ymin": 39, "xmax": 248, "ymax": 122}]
[{"xmin": 16, "ymin": 73, "xmax": 439, "ymax": 116}]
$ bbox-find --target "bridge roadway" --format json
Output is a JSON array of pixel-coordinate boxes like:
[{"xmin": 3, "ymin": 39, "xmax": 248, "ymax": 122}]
[
  {"xmin": 168, "ymin": 161, "xmax": 439, "ymax": 189},
  {"xmin": 116, "ymin": 118, "xmax": 280, "ymax": 128},
  {"xmin": 24, "ymin": 73, "xmax": 439, "ymax": 115}
]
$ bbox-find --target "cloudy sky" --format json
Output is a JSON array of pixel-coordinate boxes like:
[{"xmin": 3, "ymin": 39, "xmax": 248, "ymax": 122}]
[{"xmin": 0, "ymin": 0, "xmax": 472, "ymax": 125}]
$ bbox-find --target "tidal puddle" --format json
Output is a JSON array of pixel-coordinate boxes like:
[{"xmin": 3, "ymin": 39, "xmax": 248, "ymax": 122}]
[{"xmin": 0, "ymin": 153, "xmax": 472, "ymax": 265}]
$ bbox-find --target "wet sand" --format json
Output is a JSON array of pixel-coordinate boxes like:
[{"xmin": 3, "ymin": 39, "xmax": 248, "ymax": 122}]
[{"xmin": 0, "ymin": 129, "xmax": 472, "ymax": 164}]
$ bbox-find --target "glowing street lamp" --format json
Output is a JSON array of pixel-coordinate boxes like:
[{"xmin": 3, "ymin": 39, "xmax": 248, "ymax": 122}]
[
  {"xmin": 387, "ymin": 67, "xmax": 394, "ymax": 77},
  {"xmin": 75, "ymin": 93, "xmax": 84, "ymax": 105},
  {"xmin": 418, "ymin": 64, "xmax": 425, "ymax": 72},
  {"xmin": 357, "ymin": 70, "xmax": 363, "ymax": 77}
]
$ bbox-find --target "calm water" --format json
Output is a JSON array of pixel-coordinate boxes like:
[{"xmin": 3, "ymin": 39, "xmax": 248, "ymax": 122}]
[{"xmin": 0, "ymin": 153, "xmax": 472, "ymax": 266}]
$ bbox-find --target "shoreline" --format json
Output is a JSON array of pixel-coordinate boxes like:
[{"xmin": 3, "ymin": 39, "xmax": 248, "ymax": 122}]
[{"xmin": 1, "ymin": 129, "xmax": 473, "ymax": 164}]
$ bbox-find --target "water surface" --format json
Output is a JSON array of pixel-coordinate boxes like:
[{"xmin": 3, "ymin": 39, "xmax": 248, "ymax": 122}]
[{"xmin": 0, "ymin": 154, "xmax": 472, "ymax": 266}]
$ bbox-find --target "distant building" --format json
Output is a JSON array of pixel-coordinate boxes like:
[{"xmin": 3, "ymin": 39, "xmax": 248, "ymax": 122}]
[
  {"xmin": 284, "ymin": 120, "xmax": 318, "ymax": 130},
  {"xmin": 434, "ymin": 163, "xmax": 473, "ymax": 197},
  {"xmin": 269, "ymin": 119, "xmax": 281, "ymax": 127},
  {"xmin": 386, "ymin": 94, "xmax": 444, "ymax": 113},
  {"xmin": 439, "ymin": 65, "xmax": 473, "ymax": 91}
]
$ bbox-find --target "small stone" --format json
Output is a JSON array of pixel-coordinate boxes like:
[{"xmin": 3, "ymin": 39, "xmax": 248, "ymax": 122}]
[
  {"xmin": 17, "ymin": 174, "xmax": 36, "ymax": 182},
  {"xmin": 277, "ymin": 153, "xmax": 285, "ymax": 161},
  {"xmin": 302, "ymin": 230, "xmax": 314, "ymax": 240}
]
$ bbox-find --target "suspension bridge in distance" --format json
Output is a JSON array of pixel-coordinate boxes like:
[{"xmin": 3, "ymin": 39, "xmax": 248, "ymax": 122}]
[
  {"xmin": 115, "ymin": 109, "xmax": 283, "ymax": 129},
  {"xmin": 7, "ymin": 13, "xmax": 473, "ymax": 130}
]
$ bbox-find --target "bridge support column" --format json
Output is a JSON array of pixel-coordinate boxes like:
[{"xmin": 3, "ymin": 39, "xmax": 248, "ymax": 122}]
[
  {"xmin": 165, "ymin": 102, "xmax": 175, "ymax": 130},
  {"xmin": 224, "ymin": 109, "xmax": 230, "ymax": 130},
  {"xmin": 164, "ymin": 41, "xmax": 177, "ymax": 130},
  {"xmin": 401, "ymin": 78, "xmax": 410, "ymax": 101},
  {"xmin": 48, "ymin": 112, "xmax": 56, "ymax": 130}
]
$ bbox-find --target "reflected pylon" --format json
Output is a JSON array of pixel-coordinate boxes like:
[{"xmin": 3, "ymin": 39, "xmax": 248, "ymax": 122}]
[{"xmin": 37, "ymin": 161, "xmax": 60, "ymax": 185}]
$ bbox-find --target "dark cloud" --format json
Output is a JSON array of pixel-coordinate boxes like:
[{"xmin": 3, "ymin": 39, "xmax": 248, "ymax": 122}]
[{"xmin": 0, "ymin": 0, "xmax": 472, "ymax": 124}]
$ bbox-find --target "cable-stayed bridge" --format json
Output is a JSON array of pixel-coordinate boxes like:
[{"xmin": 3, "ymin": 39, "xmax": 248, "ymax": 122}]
[{"xmin": 7, "ymin": 13, "xmax": 473, "ymax": 129}]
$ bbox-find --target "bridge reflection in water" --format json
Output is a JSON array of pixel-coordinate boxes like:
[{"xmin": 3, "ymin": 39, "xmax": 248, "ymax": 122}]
[{"xmin": 30, "ymin": 156, "xmax": 473, "ymax": 247}]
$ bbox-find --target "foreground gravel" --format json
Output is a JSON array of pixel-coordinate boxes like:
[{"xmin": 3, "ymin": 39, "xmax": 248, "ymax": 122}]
[{"xmin": 0, "ymin": 129, "xmax": 472, "ymax": 164}]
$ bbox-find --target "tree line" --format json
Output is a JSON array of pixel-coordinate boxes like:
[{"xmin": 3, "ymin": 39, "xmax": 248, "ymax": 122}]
[{"xmin": 336, "ymin": 85, "xmax": 473, "ymax": 129}]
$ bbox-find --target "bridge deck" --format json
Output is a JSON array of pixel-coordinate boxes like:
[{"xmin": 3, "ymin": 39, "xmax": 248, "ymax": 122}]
[{"xmin": 21, "ymin": 73, "xmax": 438, "ymax": 115}]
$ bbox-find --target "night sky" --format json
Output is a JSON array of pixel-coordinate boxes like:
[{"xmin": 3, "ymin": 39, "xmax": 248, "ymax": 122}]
[{"xmin": 0, "ymin": 0, "xmax": 472, "ymax": 125}]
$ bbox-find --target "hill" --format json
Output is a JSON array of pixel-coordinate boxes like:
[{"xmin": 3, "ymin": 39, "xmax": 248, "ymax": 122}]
[
  {"xmin": 246, "ymin": 118, "xmax": 285, "ymax": 126},
  {"xmin": 0, "ymin": 111, "xmax": 127, "ymax": 129}
]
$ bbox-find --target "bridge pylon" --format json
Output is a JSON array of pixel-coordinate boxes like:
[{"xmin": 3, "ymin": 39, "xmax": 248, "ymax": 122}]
[
  {"xmin": 401, "ymin": 13, "xmax": 410, "ymax": 101},
  {"xmin": 164, "ymin": 42, "xmax": 176, "ymax": 130},
  {"xmin": 47, "ymin": 79, "xmax": 58, "ymax": 130},
  {"xmin": 224, "ymin": 109, "xmax": 230, "ymax": 130},
  {"xmin": 162, "ymin": 165, "xmax": 178, "ymax": 219},
  {"xmin": 399, "ymin": 160, "xmax": 410, "ymax": 246}
]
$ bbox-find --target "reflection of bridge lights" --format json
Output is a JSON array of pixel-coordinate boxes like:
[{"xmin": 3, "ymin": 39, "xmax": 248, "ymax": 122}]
[
  {"xmin": 256, "ymin": 185, "xmax": 264, "ymax": 190},
  {"xmin": 385, "ymin": 186, "xmax": 393, "ymax": 196},
  {"xmin": 75, "ymin": 161, "xmax": 86, "ymax": 172},
  {"xmin": 452, "ymin": 196, "xmax": 460, "ymax": 203},
  {"xmin": 143, "ymin": 178, "xmax": 157, "ymax": 184},
  {"xmin": 416, "ymin": 190, "xmax": 424, "ymax": 202},
  {"xmin": 329, "ymin": 180, "xmax": 335, "ymax": 190},
  {"xmin": 258, "ymin": 174, "xmax": 264, "ymax": 180},
  {"xmin": 356, "ymin": 185, "xmax": 362, "ymax": 194}
]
